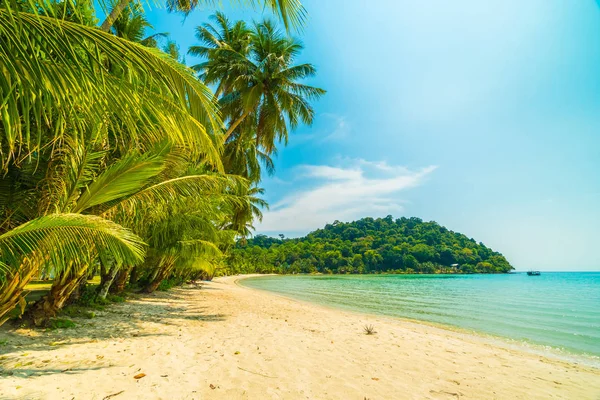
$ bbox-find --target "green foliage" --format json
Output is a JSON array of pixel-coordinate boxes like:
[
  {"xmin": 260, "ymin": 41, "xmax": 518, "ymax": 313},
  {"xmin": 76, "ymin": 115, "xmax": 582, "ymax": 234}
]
[
  {"xmin": 0, "ymin": 8, "xmax": 223, "ymax": 170},
  {"xmin": 363, "ymin": 324, "xmax": 376, "ymax": 335},
  {"xmin": 190, "ymin": 13, "xmax": 325, "ymax": 181},
  {"xmin": 0, "ymin": 2, "xmax": 315, "ymax": 323},
  {"xmin": 62, "ymin": 305, "xmax": 96, "ymax": 319},
  {"xmin": 47, "ymin": 318, "xmax": 77, "ymax": 330},
  {"xmin": 106, "ymin": 294, "xmax": 125, "ymax": 303},
  {"xmin": 0, "ymin": 214, "xmax": 145, "ymax": 277},
  {"xmin": 61, "ymin": 285, "xmax": 125, "ymax": 318},
  {"xmin": 228, "ymin": 216, "xmax": 514, "ymax": 275},
  {"xmin": 157, "ymin": 277, "xmax": 186, "ymax": 291}
]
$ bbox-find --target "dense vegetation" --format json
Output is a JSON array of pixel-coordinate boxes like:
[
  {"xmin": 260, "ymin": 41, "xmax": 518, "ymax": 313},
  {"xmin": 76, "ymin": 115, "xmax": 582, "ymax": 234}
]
[
  {"xmin": 227, "ymin": 216, "xmax": 514, "ymax": 274},
  {"xmin": 0, "ymin": 0, "xmax": 319, "ymax": 326}
]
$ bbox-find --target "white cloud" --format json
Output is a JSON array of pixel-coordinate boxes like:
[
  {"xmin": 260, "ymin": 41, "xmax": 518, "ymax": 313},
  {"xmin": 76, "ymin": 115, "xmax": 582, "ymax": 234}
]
[
  {"xmin": 300, "ymin": 165, "xmax": 362, "ymax": 181},
  {"xmin": 257, "ymin": 160, "xmax": 437, "ymax": 235}
]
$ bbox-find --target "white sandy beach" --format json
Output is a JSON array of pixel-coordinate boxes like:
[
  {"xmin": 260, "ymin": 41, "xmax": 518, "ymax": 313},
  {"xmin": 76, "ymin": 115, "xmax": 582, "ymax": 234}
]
[{"xmin": 1, "ymin": 275, "xmax": 599, "ymax": 399}]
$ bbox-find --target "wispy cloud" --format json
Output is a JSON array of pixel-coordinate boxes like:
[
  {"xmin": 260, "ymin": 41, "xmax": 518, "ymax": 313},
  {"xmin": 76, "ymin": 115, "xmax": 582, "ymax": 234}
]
[
  {"xmin": 287, "ymin": 114, "xmax": 350, "ymax": 146},
  {"xmin": 321, "ymin": 114, "xmax": 350, "ymax": 142},
  {"xmin": 257, "ymin": 159, "xmax": 437, "ymax": 235}
]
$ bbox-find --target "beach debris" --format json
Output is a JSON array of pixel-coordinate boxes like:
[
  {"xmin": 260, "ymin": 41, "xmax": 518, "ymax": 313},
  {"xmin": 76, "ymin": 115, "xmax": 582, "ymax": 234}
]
[
  {"xmin": 234, "ymin": 351, "xmax": 240, "ymax": 355},
  {"xmin": 102, "ymin": 391, "xmax": 125, "ymax": 400},
  {"xmin": 430, "ymin": 390, "xmax": 462, "ymax": 398},
  {"xmin": 209, "ymin": 384, "xmax": 217, "ymax": 390},
  {"xmin": 133, "ymin": 373, "xmax": 146, "ymax": 379},
  {"xmin": 371, "ymin": 377, "xmax": 379, "ymax": 381},
  {"xmin": 363, "ymin": 324, "xmax": 377, "ymax": 335},
  {"xmin": 237, "ymin": 366, "xmax": 277, "ymax": 378}
]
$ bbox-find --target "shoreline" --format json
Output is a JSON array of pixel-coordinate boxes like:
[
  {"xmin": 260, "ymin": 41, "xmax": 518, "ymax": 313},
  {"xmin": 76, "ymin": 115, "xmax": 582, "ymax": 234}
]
[
  {"xmin": 1, "ymin": 275, "xmax": 599, "ymax": 399},
  {"xmin": 235, "ymin": 274, "xmax": 600, "ymax": 368}
]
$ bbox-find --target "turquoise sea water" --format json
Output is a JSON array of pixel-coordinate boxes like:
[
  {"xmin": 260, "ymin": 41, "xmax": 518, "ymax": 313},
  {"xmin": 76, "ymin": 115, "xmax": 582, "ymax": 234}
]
[{"xmin": 241, "ymin": 273, "xmax": 600, "ymax": 363}]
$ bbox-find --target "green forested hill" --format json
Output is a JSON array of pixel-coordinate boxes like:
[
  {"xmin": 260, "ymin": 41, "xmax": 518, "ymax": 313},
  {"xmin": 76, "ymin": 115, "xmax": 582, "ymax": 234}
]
[{"xmin": 226, "ymin": 216, "xmax": 513, "ymax": 275}]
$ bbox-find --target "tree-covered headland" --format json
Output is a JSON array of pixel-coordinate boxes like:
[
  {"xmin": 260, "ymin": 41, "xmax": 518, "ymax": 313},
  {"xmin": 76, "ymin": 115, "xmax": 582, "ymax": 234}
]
[{"xmin": 227, "ymin": 216, "xmax": 514, "ymax": 274}]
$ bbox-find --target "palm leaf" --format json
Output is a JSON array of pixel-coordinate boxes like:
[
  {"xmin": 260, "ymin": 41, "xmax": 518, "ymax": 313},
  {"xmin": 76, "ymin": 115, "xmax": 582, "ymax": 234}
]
[
  {"xmin": 101, "ymin": 174, "xmax": 246, "ymax": 219},
  {"xmin": 0, "ymin": 213, "xmax": 145, "ymax": 275},
  {"xmin": 162, "ymin": 0, "xmax": 306, "ymax": 31},
  {"xmin": 0, "ymin": 8, "xmax": 223, "ymax": 170},
  {"xmin": 73, "ymin": 150, "xmax": 167, "ymax": 213}
]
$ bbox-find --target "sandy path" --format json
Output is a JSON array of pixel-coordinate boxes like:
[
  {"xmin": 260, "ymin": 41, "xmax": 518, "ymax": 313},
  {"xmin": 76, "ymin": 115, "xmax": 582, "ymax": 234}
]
[{"xmin": 1, "ymin": 275, "xmax": 599, "ymax": 400}]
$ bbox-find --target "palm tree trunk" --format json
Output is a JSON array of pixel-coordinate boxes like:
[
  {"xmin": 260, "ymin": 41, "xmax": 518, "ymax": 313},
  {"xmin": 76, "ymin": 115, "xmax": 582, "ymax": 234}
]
[
  {"xmin": 100, "ymin": 0, "xmax": 132, "ymax": 32},
  {"xmin": 129, "ymin": 266, "xmax": 139, "ymax": 285},
  {"xmin": 100, "ymin": 260, "xmax": 109, "ymax": 286},
  {"xmin": 97, "ymin": 265, "xmax": 120, "ymax": 300},
  {"xmin": 0, "ymin": 258, "xmax": 38, "ymax": 326},
  {"xmin": 110, "ymin": 266, "xmax": 132, "ymax": 294},
  {"xmin": 66, "ymin": 276, "xmax": 88, "ymax": 304},
  {"xmin": 223, "ymin": 111, "xmax": 250, "ymax": 142},
  {"xmin": 27, "ymin": 265, "xmax": 88, "ymax": 327},
  {"xmin": 143, "ymin": 259, "xmax": 175, "ymax": 293},
  {"xmin": 143, "ymin": 268, "xmax": 168, "ymax": 293}
]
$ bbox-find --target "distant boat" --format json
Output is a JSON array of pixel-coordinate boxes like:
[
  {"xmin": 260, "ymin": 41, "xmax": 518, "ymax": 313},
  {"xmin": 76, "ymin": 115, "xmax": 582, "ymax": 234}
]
[{"xmin": 527, "ymin": 271, "xmax": 541, "ymax": 276}]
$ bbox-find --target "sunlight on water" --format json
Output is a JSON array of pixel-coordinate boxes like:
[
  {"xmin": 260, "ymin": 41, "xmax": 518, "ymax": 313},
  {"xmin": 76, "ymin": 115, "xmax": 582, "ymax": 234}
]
[{"xmin": 242, "ymin": 273, "xmax": 600, "ymax": 363}]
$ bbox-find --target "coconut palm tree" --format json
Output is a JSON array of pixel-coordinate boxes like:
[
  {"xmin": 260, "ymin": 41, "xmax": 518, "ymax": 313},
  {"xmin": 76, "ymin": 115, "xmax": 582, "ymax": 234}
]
[
  {"xmin": 0, "ymin": 4, "xmax": 292, "ymax": 325},
  {"xmin": 2, "ymin": 138, "xmax": 247, "ymax": 325},
  {"xmin": 222, "ymin": 131, "xmax": 275, "ymax": 182},
  {"xmin": 110, "ymin": 2, "xmax": 167, "ymax": 47},
  {"xmin": 221, "ymin": 184, "xmax": 268, "ymax": 240},
  {"xmin": 0, "ymin": 214, "xmax": 145, "ymax": 325},
  {"xmin": 190, "ymin": 16, "xmax": 325, "ymax": 154},
  {"xmin": 92, "ymin": 151, "xmax": 247, "ymax": 296},
  {"xmin": 137, "ymin": 200, "xmax": 226, "ymax": 292},
  {"xmin": 100, "ymin": 0, "xmax": 306, "ymax": 33},
  {"xmin": 190, "ymin": 12, "xmax": 253, "ymax": 98},
  {"xmin": 0, "ymin": 8, "xmax": 222, "ymax": 170},
  {"xmin": 0, "ymin": 6, "xmax": 229, "ymax": 325}
]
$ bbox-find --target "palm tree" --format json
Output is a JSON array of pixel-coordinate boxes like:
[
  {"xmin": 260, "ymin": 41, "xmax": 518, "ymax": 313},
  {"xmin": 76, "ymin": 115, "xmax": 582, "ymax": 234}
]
[
  {"xmin": 222, "ymin": 132, "xmax": 275, "ymax": 182},
  {"xmin": 100, "ymin": 0, "xmax": 306, "ymax": 33},
  {"xmin": 138, "ymin": 200, "xmax": 226, "ymax": 292},
  {"xmin": 93, "ymin": 154, "xmax": 247, "ymax": 296},
  {"xmin": 0, "ymin": 6, "xmax": 230, "ymax": 325},
  {"xmin": 0, "ymin": 8, "xmax": 222, "ymax": 170},
  {"xmin": 190, "ymin": 16, "xmax": 325, "ymax": 154},
  {"xmin": 190, "ymin": 12, "xmax": 253, "ymax": 98},
  {"xmin": 0, "ymin": 214, "xmax": 145, "ymax": 325},
  {"xmin": 221, "ymin": 184, "xmax": 268, "ymax": 240},
  {"xmin": 0, "ymin": 5, "xmax": 291, "ymax": 325},
  {"xmin": 1, "ymin": 138, "xmax": 248, "ymax": 325},
  {"xmin": 110, "ymin": 2, "xmax": 167, "ymax": 47}
]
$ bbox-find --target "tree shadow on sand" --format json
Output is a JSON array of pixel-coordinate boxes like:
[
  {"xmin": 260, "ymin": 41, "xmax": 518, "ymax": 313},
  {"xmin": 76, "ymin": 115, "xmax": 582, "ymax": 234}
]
[
  {"xmin": 0, "ymin": 285, "xmax": 227, "ymax": 373},
  {"xmin": 4, "ymin": 365, "xmax": 110, "ymax": 379}
]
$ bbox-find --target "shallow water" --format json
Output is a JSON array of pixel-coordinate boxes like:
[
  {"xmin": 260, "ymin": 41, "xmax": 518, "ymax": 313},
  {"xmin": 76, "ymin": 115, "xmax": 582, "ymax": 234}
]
[{"xmin": 241, "ymin": 272, "xmax": 600, "ymax": 361}]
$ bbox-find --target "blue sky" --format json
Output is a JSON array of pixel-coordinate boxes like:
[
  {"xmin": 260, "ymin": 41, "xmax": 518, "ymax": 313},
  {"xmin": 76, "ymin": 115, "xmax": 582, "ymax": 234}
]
[{"xmin": 136, "ymin": 1, "xmax": 600, "ymax": 271}]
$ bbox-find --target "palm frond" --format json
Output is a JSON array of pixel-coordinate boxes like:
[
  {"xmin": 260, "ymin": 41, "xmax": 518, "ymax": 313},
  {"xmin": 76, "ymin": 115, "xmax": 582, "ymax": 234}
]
[
  {"xmin": 73, "ymin": 150, "xmax": 168, "ymax": 213},
  {"xmin": 101, "ymin": 174, "xmax": 247, "ymax": 221},
  {"xmin": 0, "ymin": 213, "xmax": 145, "ymax": 275},
  {"xmin": 0, "ymin": 9, "xmax": 223, "ymax": 170},
  {"xmin": 163, "ymin": 0, "xmax": 305, "ymax": 32}
]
